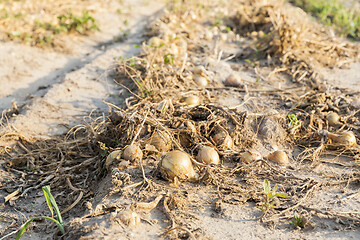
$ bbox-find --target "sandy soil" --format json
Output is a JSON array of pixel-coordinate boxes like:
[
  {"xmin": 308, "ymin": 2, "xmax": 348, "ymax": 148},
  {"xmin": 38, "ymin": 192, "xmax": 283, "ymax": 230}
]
[{"xmin": 0, "ymin": 0, "xmax": 359, "ymax": 240}]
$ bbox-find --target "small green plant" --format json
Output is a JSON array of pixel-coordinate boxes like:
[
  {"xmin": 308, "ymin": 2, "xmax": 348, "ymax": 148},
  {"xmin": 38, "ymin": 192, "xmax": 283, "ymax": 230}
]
[
  {"xmin": 260, "ymin": 179, "xmax": 289, "ymax": 215},
  {"xmin": 57, "ymin": 10, "xmax": 99, "ymax": 34},
  {"xmin": 288, "ymin": 114, "xmax": 300, "ymax": 129},
  {"xmin": 164, "ymin": 53, "xmax": 174, "ymax": 65},
  {"xmin": 290, "ymin": 213, "xmax": 307, "ymax": 228},
  {"xmin": 16, "ymin": 186, "xmax": 64, "ymax": 239}
]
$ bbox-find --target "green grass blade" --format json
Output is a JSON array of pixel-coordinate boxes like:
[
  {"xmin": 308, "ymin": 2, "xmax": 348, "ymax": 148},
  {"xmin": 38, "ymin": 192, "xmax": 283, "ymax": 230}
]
[
  {"xmin": 263, "ymin": 179, "xmax": 270, "ymax": 194},
  {"xmin": 16, "ymin": 216, "xmax": 63, "ymax": 240},
  {"xmin": 42, "ymin": 186, "xmax": 64, "ymax": 226},
  {"xmin": 42, "ymin": 186, "xmax": 53, "ymax": 217},
  {"xmin": 275, "ymin": 192, "xmax": 289, "ymax": 199}
]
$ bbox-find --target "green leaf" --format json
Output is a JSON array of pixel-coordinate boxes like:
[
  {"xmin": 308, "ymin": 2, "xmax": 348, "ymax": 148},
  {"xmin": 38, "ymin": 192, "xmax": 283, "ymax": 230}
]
[
  {"xmin": 16, "ymin": 216, "xmax": 63, "ymax": 240},
  {"xmin": 42, "ymin": 186, "xmax": 64, "ymax": 227},
  {"xmin": 42, "ymin": 186, "xmax": 53, "ymax": 217},
  {"xmin": 263, "ymin": 179, "xmax": 270, "ymax": 194},
  {"xmin": 275, "ymin": 192, "xmax": 289, "ymax": 199},
  {"xmin": 271, "ymin": 184, "xmax": 278, "ymax": 197}
]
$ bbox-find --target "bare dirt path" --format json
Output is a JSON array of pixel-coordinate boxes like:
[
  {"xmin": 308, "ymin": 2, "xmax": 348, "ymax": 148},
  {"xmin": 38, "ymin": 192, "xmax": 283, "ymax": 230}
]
[{"xmin": 0, "ymin": 0, "xmax": 164, "ymax": 141}]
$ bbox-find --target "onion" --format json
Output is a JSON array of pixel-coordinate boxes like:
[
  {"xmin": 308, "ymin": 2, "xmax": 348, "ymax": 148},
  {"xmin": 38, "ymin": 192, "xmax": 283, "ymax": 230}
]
[
  {"xmin": 182, "ymin": 95, "xmax": 200, "ymax": 106},
  {"xmin": 240, "ymin": 150, "xmax": 261, "ymax": 163},
  {"xmin": 267, "ymin": 150, "xmax": 289, "ymax": 165},
  {"xmin": 213, "ymin": 130, "xmax": 234, "ymax": 149},
  {"xmin": 123, "ymin": 144, "xmax": 143, "ymax": 162},
  {"xmin": 224, "ymin": 74, "xmax": 242, "ymax": 88},
  {"xmin": 150, "ymin": 131, "xmax": 172, "ymax": 152},
  {"xmin": 105, "ymin": 150, "xmax": 122, "ymax": 169},
  {"xmin": 191, "ymin": 65, "xmax": 207, "ymax": 76},
  {"xmin": 194, "ymin": 76, "xmax": 208, "ymax": 87},
  {"xmin": 197, "ymin": 146, "xmax": 220, "ymax": 164},
  {"xmin": 326, "ymin": 112, "xmax": 340, "ymax": 126},
  {"xmin": 328, "ymin": 131, "xmax": 356, "ymax": 146},
  {"xmin": 160, "ymin": 151, "xmax": 196, "ymax": 181}
]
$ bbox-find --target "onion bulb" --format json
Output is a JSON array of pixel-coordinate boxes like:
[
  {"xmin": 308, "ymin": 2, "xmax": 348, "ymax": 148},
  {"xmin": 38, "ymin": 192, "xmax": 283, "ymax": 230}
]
[
  {"xmin": 197, "ymin": 146, "xmax": 220, "ymax": 165},
  {"xmin": 212, "ymin": 130, "xmax": 234, "ymax": 149},
  {"xmin": 123, "ymin": 144, "xmax": 143, "ymax": 162},
  {"xmin": 267, "ymin": 150, "xmax": 289, "ymax": 165},
  {"xmin": 181, "ymin": 95, "xmax": 200, "ymax": 106},
  {"xmin": 191, "ymin": 65, "xmax": 207, "ymax": 76},
  {"xmin": 194, "ymin": 76, "xmax": 208, "ymax": 87},
  {"xmin": 326, "ymin": 112, "xmax": 340, "ymax": 126},
  {"xmin": 240, "ymin": 150, "xmax": 261, "ymax": 163},
  {"xmin": 160, "ymin": 151, "xmax": 196, "ymax": 181},
  {"xmin": 328, "ymin": 131, "xmax": 356, "ymax": 146},
  {"xmin": 105, "ymin": 150, "xmax": 122, "ymax": 169},
  {"xmin": 150, "ymin": 131, "xmax": 172, "ymax": 152},
  {"xmin": 224, "ymin": 74, "xmax": 242, "ymax": 88}
]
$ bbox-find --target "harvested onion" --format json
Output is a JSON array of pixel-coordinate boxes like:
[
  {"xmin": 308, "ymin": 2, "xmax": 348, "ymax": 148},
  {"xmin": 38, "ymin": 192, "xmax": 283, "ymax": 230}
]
[
  {"xmin": 105, "ymin": 150, "xmax": 122, "ymax": 169},
  {"xmin": 197, "ymin": 146, "xmax": 220, "ymax": 165},
  {"xmin": 150, "ymin": 131, "xmax": 172, "ymax": 152},
  {"xmin": 224, "ymin": 74, "xmax": 242, "ymax": 88},
  {"xmin": 326, "ymin": 112, "xmax": 340, "ymax": 126},
  {"xmin": 213, "ymin": 130, "xmax": 234, "ymax": 149},
  {"xmin": 123, "ymin": 144, "xmax": 143, "ymax": 162},
  {"xmin": 194, "ymin": 76, "xmax": 208, "ymax": 87},
  {"xmin": 191, "ymin": 65, "xmax": 207, "ymax": 76},
  {"xmin": 267, "ymin": 150, "xmax": 289, "ymax": 165},
  {"xmin": 328, "ymin": 131, "xmax": 356, "ymax": 146},
  {"xmin": 240, "ymin": 150, "xmax": 261, "ymax": 163},
  {"xmin": 181, "ymin": 95, "xmax": 200, "ymax": 106},
  {"xmin": 160, "ymin": 151, "xmax": 196, "ymax": 181}
]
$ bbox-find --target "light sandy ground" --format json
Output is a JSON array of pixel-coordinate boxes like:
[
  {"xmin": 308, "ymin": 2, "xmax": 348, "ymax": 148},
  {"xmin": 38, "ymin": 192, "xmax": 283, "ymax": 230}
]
[{"xmin": 0, "ymin": 0, "xmax": 360, "ymax": 240}]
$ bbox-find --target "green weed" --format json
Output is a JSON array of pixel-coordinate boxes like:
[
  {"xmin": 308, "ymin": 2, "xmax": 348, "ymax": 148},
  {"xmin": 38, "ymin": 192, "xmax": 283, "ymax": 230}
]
[
  {"xmin": 259, "ymin": 179, "xmax": 289, "ymax": 216},
  {"xmin": 290, "ymin": 213, "xmax": 307, "ymax": 228},
  {"xmin": 16, "ymin": 186, "xmax": 64, "ymax": 239},
  {"xmin": 288, "ymin": 114, "xmax": 300, "ymax": 129},
  {"xmin": 290, "ymin": 0, "xmax": 360, "ymax": 39},
  {"xmin": 7, "ymin": 10, "xmax": 99, "ymax": 46}
]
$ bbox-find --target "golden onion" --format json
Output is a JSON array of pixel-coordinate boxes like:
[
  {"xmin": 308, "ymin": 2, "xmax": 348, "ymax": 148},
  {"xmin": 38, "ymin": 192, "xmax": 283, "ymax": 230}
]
[
  {"xmin": 150, "ymin": 131, "xmax": 172, "ymax": 152},
  {"xmin": 105, "ymin": 150, "xmax": 122, "ymax": 169},
  {"xmin": 197, "ymin": 146, "xmax": 220, "ymax": 165},
  {"xmin": 213, "ymin": 130, "xmax": 234, "ymax": 149},
  {"xmin": 224, "ymin": 74, "xmax": 242, "ymax": 88},
  {"xmin": 160, "ymin": 151, "xmax": 196, "ymax": 181},
  {"xmin": 194, "ymin": 76, "xmax": 208, "ymax": 87},
  {"xmin": 182, "ymin": 95, "xmax": 200, "ymax": 106},
  {"xmin": 328, "ymin": 131, "xmax": 357, "ymax": 146},
  {"xmin": 240, "ymin": 150, "xmax": 262, "ymax": 163},
  {"xmin": 267, "ymin": 150, "xmax": 289, "ymax": 165},
  {"xmin": 326, "ymin": 112, "xmax": 340, "ymax": 126},
  {"xmin": 123, "ymin": 144, "xmax": 143, "ymax": 162}
]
